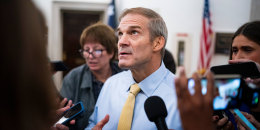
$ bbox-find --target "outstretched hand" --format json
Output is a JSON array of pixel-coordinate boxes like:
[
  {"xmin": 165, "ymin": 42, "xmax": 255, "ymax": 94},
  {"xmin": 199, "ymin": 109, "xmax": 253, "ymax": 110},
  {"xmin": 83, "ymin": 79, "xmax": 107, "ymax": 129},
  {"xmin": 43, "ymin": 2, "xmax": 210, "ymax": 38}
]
[
  {"xmin": 92, "ymin": 114, "xmax": 109, "ymax": 130},
  {"xmin": 175, "ymin": 68, "xmax": 214, "ymax": 130}
]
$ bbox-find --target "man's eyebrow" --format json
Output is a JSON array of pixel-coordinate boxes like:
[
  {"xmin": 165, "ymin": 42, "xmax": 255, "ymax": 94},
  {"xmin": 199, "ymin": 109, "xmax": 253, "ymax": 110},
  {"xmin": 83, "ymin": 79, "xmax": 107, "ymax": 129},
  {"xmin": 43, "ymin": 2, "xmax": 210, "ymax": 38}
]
[
  {"xmin": 129, "ymin": 26, "xmax": 142, "ymax": 30},
  {"xmin": 116, "ymin": 26, "xmax": 142, "ymax": 32}
]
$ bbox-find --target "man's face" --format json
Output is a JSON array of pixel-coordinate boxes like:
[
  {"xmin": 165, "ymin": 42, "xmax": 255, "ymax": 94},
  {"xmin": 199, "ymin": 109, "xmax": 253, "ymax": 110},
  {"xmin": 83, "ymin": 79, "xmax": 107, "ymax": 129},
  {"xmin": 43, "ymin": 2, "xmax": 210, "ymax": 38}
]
[{"xmin": 117, "ymin": 13, "xmax": 154, "ymax": 69}]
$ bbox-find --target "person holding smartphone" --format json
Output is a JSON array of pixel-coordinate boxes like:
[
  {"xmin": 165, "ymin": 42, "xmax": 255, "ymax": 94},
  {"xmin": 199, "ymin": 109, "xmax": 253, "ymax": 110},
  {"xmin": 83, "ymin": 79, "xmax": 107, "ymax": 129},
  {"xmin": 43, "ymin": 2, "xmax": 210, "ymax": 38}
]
[{"xmin": 228, "ymin": 21, "xmax": 260, "ymax": 129}]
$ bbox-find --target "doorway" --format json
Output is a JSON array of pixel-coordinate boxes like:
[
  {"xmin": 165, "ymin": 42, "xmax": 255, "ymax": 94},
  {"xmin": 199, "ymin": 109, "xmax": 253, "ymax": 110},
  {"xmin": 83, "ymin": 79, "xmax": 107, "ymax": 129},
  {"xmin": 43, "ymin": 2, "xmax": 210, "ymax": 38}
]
[{"xmin": 62, "ymin": 10, "xmax": 102, "ymax": 76}]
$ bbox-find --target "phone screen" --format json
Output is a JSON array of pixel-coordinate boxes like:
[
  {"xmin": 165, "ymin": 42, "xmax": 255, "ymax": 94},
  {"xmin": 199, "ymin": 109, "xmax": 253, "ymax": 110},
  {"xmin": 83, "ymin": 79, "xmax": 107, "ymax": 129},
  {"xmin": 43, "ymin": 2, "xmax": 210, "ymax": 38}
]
[
  {"xmin": 55, "ymin": 102, "xmax": 84, "ymax": 126},
  {"xmin": 188, "ymin": 75, "xmax": 241, "ymax": 110},
  {"xmin": 63, "ymin": 103, "xmax": 82, "ymax": 118}
]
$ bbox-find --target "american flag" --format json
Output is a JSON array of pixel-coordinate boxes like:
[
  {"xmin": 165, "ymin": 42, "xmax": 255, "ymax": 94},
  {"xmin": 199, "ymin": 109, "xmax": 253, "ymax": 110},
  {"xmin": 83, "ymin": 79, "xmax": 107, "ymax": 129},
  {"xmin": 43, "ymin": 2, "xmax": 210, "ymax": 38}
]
[
  {"xmin": 107, "ymin": 0, "xmax": 117, "ymax": 29},
  {"xmin": 198, "ymin": 0, "xmax": 213, "ymax": 74}
]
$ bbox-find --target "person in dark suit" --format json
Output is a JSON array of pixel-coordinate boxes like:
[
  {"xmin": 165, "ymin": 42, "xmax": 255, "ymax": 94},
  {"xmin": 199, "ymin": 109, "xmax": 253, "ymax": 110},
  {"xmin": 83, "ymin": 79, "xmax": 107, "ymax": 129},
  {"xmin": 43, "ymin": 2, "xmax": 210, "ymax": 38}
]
[{"xmin": 163, "ymin": 49, "xmax": 176, "ymax": 74}]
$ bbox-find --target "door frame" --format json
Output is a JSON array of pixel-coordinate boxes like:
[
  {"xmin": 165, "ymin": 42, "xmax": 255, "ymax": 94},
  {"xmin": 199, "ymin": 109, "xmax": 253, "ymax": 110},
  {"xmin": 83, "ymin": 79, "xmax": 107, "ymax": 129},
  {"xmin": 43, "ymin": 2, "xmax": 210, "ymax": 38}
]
[{"xmin": 49, "ymin": 0, "xmax": 109, "ymax": 90}]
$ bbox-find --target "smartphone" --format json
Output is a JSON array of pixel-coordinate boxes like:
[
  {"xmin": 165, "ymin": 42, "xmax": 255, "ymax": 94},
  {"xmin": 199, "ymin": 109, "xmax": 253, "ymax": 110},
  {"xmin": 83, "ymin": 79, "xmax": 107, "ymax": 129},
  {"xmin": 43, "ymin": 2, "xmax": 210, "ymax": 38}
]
[
  {"xmin": 188, "ymin": 74, "xmax": 241, "ymax": 110},
  {"xmin": 55, "ymin": 101, "xmax": 84, "ymax": 126},
  {"xmin": 210, "ymin": 62, "xmax": 260, "ymax": 79},
  {"xmin": 231, "ymin": 109, "xmax": 256, "ymax": 130}
]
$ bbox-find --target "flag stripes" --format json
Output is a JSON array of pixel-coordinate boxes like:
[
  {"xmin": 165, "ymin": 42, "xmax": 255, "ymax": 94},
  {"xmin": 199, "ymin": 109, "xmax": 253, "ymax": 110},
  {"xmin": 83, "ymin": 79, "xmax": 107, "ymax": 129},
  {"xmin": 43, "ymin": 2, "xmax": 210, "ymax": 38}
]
[{"xmin": 198, "ymin": 0, "xmax": 213, "ymax": 72}]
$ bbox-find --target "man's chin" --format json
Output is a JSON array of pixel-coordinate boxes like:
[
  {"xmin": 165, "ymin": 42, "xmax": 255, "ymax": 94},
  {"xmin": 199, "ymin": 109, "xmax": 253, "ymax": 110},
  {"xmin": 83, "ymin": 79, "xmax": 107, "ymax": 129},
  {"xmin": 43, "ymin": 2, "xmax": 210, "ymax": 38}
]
[{"xmin": 118, "ymin": 62, "xmax": 130, "ymax": 69}]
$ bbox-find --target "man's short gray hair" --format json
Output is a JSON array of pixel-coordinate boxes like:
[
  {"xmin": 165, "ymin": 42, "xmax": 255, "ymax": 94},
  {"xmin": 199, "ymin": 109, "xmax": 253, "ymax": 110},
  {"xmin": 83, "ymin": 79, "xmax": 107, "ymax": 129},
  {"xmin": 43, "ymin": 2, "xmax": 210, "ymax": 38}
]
[{"xmin": 119, "ymin": 7, "xmax": 168, "ymax": 57}]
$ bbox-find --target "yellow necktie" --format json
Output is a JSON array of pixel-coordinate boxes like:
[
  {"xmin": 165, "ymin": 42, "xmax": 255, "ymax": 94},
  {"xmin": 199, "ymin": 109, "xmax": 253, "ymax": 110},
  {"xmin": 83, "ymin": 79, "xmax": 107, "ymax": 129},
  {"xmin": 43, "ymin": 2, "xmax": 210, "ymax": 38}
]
[{"xmin": 117, "ymin": 83, "xmax": 141, "ymax": 130}]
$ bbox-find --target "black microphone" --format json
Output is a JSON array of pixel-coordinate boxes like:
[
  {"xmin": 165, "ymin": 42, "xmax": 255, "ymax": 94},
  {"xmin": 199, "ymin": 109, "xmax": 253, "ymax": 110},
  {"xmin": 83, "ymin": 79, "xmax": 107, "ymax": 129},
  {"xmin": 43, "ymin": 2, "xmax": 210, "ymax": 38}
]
[{"xmin": 144, "ymin": 96, "xmax": 168, "ymax": 130}]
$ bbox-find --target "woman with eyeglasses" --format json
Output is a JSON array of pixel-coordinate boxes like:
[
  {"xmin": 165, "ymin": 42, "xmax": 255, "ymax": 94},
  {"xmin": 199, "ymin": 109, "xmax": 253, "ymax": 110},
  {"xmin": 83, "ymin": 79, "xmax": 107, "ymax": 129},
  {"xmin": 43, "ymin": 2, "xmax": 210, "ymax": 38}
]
[{"xmin": 60, "ymin": 22, "xmax": 123, "ymax": 130}]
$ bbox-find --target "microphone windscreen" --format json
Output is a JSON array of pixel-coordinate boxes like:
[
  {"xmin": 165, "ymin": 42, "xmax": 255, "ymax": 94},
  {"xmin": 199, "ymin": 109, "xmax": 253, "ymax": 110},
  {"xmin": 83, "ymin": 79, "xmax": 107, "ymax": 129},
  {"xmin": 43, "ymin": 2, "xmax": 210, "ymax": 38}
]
[{"xmin": 144, "ymin": 96, "xmax": 167, "ymax": 122}]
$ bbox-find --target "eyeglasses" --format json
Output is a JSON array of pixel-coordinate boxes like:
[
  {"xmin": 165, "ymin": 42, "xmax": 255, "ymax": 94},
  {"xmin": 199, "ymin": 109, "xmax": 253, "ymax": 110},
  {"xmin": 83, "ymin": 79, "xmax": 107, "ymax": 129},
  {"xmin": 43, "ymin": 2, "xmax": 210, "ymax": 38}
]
[{"xmin": 79, "ymin": 49, "xmax": 105, "ymax": 58}]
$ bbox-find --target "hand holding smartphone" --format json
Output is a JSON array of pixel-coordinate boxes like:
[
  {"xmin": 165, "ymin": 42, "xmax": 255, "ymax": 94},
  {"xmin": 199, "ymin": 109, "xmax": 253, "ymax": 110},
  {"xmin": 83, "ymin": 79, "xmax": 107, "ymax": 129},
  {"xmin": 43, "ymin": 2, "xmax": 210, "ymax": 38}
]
[
  {"xmin": 231, "ymin": 109, "xmax": 257, "ymax": 130},
  {"xmin": 188, "ymin": 74, "xmax": 241, "ymax": 110},
  {"xmin": 55, "ymin": 101, "xmax": 84, "ymax": 126}
]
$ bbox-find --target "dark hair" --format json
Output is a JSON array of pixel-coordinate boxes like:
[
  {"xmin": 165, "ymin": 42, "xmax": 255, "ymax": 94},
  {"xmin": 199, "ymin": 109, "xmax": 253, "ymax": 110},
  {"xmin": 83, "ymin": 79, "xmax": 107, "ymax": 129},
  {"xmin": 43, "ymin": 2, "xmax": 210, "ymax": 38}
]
[
  {"xmin": 119, "ymin": 7, "xmax": 168, "ymax": 58},
  {"xmin": 0, "ymin": 0, "xmax": 57, "ymax": 130},
  {"xmin": 163, "ymin": 49, "xmax": 176, "ymax": 74},
  {"xmin": 80, "ymin": 22, "xmax": 118, "ymax": 61},
  {"xmin": 230, "ymin": 21, "xmax": 260, "ymax": 59}
]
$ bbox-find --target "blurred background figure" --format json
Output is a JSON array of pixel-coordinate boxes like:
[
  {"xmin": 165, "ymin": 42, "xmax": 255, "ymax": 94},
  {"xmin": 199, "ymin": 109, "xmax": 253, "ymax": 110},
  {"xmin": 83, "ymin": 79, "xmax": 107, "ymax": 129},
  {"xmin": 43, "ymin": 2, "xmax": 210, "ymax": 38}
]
[
  {"xmin": 163, "ymin": 49, "xmax": 176, "ymax": 74},
  {"xmin": 60, "ymin": 22, "xmax": 123, "ymax": 130},
  {"xmin": 0, "ymin": 0, "xmax": 70, "ymax": 130}
]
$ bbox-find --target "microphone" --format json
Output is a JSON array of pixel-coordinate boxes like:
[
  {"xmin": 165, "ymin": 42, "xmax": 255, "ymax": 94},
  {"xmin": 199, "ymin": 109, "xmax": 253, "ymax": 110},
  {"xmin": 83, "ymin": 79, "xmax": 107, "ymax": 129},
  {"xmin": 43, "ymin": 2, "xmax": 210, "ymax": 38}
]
[{"xmin": 144, "ymin": 96, "xmax": 168, "ymax": 130}]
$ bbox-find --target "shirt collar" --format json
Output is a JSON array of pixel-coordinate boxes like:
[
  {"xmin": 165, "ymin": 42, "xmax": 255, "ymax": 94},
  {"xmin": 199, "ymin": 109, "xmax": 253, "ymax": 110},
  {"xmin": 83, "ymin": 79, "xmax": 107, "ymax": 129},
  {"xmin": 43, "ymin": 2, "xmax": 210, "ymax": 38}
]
[{"xmin": 126, "ymin": 61, "xmax": 168, "ymax": 97}]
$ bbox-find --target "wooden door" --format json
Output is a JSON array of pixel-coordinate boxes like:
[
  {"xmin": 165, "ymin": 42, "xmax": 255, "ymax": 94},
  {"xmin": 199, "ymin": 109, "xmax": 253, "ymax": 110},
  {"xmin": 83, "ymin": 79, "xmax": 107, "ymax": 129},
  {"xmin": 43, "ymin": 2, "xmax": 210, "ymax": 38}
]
[{"xmin": 62, "ymin": 10, "xmax": 102, "ymax": 76}]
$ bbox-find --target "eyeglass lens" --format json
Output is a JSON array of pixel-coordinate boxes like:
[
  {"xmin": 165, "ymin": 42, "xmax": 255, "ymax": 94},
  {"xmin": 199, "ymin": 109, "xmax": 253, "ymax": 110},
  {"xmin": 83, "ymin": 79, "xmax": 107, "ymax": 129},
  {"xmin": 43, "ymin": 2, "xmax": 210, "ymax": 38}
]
[{"xmin": 80, "ymin": 49, "xmax": 103, "ymax": 58}]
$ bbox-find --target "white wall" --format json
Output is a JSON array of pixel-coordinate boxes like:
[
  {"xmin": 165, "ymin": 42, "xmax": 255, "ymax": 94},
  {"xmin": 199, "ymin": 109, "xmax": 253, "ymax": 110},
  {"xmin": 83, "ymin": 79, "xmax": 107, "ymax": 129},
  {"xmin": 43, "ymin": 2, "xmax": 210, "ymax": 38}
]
[
  {"xmin": 32, "ymin": 0, "xmax": 252, "ymax": 77},
  {"xmin": 210, "ymin": 0, "xmax": 251, "ymax": 70},
  {"xmin": 32, "ymin": 0, "xmax": 52, "ymax": 27}
]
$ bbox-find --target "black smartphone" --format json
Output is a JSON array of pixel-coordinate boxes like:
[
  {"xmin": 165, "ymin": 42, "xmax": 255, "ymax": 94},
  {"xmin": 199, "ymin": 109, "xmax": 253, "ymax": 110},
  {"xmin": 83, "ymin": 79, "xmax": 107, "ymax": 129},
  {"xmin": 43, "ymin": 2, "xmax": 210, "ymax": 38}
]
[
  {"xmin": 188, "ymin": 74, "xmax": 242, "ymax": 110},
  {"xmin": 55, "ymin": 102, "xmax": 84, "ymax": 126},
  {"xmin": 210, "ymin": 62, "xmax": 260, "ymax": 79}
]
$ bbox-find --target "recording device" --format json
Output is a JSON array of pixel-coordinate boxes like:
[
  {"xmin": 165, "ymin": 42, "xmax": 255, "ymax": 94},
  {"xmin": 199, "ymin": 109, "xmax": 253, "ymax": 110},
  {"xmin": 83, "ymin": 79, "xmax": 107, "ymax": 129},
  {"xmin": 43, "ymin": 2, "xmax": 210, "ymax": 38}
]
[
  {"xmin": 144, "ymin": 96, "xmax": 168, "ymax": 130},
  {"xmin": 188, "ymin": 74, "xmax": 259, "ymax": 110},
  {"xmin": 55, "ymin": 102, "xmax": 84, "ymax": 126},
  {"xmin": 231, "ymin": 109, "xmax": 257, "ymax": 130},
  {"xmin": 210, "ymin": 62, "xmax": 260, "ymax": 79}
]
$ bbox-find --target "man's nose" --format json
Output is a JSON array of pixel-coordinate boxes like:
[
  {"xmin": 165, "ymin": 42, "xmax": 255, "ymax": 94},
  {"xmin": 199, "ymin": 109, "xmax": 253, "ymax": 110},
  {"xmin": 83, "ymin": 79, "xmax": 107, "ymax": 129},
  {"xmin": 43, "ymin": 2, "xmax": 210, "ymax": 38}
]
[{"xmin": 118, "ymin": 34, "xmax": 129, "ymax": 47}]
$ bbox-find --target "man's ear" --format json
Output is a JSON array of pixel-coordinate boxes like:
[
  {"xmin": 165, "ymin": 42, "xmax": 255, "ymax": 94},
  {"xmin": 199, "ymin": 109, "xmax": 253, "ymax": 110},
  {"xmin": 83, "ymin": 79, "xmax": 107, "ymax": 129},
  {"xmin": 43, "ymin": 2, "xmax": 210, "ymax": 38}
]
[{"xmin": 153, "ymin": 36, "xmax": 165, "ymax": 52}]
